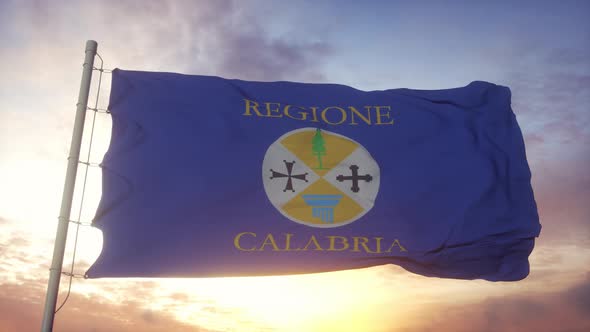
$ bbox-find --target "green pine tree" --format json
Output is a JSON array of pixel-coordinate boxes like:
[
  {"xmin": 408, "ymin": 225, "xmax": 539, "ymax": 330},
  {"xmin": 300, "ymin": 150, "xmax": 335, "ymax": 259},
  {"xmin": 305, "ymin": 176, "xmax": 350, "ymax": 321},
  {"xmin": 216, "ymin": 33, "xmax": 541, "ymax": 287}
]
[{"xmin": 312, "ymin": 128, "xmax": 327, "ymax": 169}]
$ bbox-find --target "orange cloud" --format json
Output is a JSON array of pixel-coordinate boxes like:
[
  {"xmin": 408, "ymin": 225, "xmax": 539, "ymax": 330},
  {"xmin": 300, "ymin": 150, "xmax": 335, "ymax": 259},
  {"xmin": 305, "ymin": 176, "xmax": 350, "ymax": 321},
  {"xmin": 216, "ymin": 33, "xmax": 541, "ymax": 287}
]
[
  {"xmin": 401, "ymin": 275, "xmax": 590, "ymax": 332},
  {"xmin": 0, "ymin": 281, "xmax": 210, "ymax": 332}
]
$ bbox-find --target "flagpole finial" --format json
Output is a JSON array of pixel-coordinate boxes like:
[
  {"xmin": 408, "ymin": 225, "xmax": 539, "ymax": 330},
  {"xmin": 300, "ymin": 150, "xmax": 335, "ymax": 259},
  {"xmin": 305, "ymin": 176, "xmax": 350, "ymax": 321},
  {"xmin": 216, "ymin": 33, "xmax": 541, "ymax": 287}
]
[{"xmin": 85, "ymin": 40, "xmax": 98, "ymax": 53}]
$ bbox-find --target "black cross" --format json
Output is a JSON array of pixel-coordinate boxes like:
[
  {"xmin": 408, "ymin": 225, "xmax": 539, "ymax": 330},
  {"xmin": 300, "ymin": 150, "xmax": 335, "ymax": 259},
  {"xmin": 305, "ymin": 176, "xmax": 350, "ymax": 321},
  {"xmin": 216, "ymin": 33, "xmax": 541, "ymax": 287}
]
[
  {"xmin": 336, "ymin": 165, "xmax": 372, "ymax": 193},
  {"xmin": 270, "ymin": 160, "xmax": 308, "ymax": 192}
]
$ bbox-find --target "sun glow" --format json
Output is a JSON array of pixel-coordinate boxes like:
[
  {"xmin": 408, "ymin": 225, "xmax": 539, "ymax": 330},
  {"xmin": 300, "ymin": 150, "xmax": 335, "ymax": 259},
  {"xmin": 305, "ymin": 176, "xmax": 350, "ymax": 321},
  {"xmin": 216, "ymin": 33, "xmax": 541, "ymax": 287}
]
[
  {"xmin": 154, "ymin": 269, "xmax": 409, "ymax": 332},
  {"xmin": 77, "ymin": 220, "xmax": 590, "ymax": 332},
  {"xmin": 66, "ymin": 240, "xmax": 590, "ymax": 332}
]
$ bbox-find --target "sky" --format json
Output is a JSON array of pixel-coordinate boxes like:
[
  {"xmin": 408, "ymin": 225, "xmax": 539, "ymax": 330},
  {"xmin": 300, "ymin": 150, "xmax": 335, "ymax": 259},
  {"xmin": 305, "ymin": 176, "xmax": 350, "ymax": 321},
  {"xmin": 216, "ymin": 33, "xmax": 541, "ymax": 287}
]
[{"xmin": 0, "ymin": 0, "xmax": 589, "ymax": 331}]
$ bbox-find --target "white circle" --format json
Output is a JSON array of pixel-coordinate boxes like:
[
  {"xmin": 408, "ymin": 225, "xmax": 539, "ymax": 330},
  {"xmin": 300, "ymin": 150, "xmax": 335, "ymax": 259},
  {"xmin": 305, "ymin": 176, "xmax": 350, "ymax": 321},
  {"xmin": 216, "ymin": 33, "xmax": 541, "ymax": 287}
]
[{"xmin": 262, "ymin": 128, "xmax": 380, "ymax": 228}]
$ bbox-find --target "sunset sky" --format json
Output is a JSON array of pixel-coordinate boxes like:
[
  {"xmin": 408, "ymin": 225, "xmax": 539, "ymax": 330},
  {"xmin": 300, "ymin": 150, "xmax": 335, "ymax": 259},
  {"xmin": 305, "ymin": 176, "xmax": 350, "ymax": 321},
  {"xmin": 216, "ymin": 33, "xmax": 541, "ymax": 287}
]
[{"xmin": 1, "ymin": 0, "xmax": 589, "ymax": 331}]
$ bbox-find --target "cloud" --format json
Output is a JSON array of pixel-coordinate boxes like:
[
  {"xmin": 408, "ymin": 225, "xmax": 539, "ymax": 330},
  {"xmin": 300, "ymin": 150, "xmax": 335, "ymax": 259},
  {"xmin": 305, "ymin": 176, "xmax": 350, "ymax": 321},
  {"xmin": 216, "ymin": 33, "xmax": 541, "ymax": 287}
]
[
  {"xmin": 169, "ymin": 292, "xmax": 190, "ymax": 301},
  {"xmin": 491, "ymin": 43, "xmax": 590, "ymax": 246},
  {"xmin": 213, "ymin": 29, "xmax": 332, "ymax": 81},
  {"xmin": 0, "ymin": 280, "xmax": 212, "ymax": 332},
  {"xmin": 89, "ymin": 0, "xmax": 333, "ymax": 81},
  {"xmin": 505, "ymin": 47, "xmax": 590, "ymax": 142},
  {"xmin": 0, "ymin": 231, "xmax": 49, "ymax": 279},
  {"xmin": 403, "ymin": 276, "xmax": 590, "ymax": 332},
  {"xmin": 566, "ymin": 274, "xmax": 590, "ymax": 315},
  {"xmin": 8, "ymin": 0, "xmax": 333, "ymax": 83},
  {"xmin": 530, "ymin": 170, "xmax": 590, "ymax": 245}
]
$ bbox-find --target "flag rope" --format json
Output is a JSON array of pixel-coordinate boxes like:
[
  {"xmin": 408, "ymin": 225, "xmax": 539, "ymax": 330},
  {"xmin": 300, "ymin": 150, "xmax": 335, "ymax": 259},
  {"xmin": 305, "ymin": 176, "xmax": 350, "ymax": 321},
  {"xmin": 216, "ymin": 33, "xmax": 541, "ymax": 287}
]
[{"xmin": 54, "ymin": 52, "xmax": 110, "ymax": 314}]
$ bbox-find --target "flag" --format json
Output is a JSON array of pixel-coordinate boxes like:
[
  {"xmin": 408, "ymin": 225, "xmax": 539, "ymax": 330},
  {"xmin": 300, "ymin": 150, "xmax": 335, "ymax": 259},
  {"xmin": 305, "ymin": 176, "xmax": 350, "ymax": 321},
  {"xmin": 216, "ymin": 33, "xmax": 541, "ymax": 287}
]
[{"xmin": 86, "ymin": 69, "xmax": 541, "ymax": 281}]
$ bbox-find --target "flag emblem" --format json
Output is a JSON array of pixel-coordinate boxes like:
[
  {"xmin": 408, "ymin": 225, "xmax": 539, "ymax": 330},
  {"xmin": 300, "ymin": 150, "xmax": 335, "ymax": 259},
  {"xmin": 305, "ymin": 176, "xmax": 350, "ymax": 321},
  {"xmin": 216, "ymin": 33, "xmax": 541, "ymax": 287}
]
[{"xmin": 262, "ymin": 128, "xmax": 380, "ymax": 228}]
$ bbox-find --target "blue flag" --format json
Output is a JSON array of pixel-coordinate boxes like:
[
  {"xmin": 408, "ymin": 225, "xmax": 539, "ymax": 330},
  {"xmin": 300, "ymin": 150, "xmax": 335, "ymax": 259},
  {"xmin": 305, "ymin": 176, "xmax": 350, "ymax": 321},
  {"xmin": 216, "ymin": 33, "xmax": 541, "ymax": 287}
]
[{"xmin": 87, "ymin": 69, "xmax": 541, "ymax": 281}]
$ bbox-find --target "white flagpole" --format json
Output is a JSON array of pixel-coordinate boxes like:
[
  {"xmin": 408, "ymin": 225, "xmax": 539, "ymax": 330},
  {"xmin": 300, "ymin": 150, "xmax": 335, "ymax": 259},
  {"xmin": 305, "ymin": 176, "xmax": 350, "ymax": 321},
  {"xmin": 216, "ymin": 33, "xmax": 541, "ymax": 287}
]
[{"xmin": 40, "ymin": 40, "xmax": 98, "ymax": 332}]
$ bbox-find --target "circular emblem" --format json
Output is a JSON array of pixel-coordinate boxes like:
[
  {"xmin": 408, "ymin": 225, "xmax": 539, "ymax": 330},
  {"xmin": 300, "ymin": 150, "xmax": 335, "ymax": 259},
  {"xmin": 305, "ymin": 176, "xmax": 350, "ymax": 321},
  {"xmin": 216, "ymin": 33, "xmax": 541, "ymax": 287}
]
[{"xmin": 262, "ymin": 128, "xmax": 380, "ymax": 228}]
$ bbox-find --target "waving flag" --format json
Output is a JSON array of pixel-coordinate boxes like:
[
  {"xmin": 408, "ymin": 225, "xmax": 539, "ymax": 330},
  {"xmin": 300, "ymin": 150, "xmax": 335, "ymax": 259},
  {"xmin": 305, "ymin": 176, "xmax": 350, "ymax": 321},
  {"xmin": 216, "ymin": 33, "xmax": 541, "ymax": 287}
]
[{"xmin": 87, "ymin": 69, "xmax": 540, "ymax": 281}]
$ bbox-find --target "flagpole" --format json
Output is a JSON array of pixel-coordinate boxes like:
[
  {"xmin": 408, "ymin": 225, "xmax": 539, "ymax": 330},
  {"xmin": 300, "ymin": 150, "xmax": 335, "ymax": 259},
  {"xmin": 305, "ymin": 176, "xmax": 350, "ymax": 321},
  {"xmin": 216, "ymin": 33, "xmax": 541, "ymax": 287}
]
[{"xmin": 40, "ymin": 40, "xmax": 98, "ymax": 332}]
